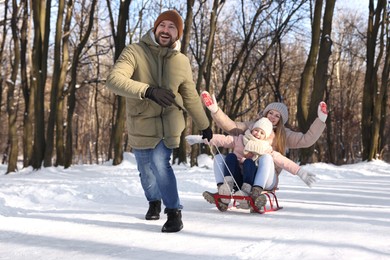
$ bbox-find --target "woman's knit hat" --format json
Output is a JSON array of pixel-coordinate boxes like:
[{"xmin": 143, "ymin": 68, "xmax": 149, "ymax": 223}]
[
  {"xmin": 251, "ymin": 117, "xmax": 273, "ymax": 138},
  {"xmin": 263, "ymin": 102, "xmax": 289, "ymax": 125},
  {"xmin": 154, "ymin": 10, "xmax": 184, "ymax": 40}
]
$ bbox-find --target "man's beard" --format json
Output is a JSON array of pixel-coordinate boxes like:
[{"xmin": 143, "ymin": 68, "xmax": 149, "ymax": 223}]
[{"xmin": 156, "ymin": 32, "xmax": 175, "ymax": 47}]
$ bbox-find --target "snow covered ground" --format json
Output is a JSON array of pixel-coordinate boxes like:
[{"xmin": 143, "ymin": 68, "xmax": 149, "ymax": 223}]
[{"xmin": 0, "ymin": 153, "xmax": 389, "ymax": 260}]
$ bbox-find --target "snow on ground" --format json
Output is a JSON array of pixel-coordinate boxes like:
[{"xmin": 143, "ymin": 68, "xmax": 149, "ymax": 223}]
[{"xmin": 0, "ymin": 153, "xmax": 389, "ymax": 260}]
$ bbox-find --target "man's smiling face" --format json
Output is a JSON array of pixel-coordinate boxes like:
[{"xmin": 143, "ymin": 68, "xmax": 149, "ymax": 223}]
[{"xmin": 155, "ymin": 20, "xmax": 178, "ymax": 47}]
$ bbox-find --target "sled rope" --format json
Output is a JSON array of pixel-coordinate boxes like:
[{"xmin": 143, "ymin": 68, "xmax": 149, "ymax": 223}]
[{"xmin": 207, "ymin": 143, "xmax": 242, "ymax": 194}]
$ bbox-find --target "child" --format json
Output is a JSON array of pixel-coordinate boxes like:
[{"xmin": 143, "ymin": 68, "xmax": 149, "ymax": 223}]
[{"xmin": 214, "ymin": 117, "xmax": 274, "ymax": 207}]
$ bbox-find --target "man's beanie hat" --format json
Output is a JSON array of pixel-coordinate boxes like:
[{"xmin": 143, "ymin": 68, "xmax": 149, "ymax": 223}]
[
  {"xmin": 252, "ymin": 118, "xmax": 273, "ymax": 138},
  {"xmin": 263, "ymin": 102, "xmax": 289, "ymax": 125},
  {"xmin": 154, "ymin": 10, "xmax": 184, "ymax": 40}
]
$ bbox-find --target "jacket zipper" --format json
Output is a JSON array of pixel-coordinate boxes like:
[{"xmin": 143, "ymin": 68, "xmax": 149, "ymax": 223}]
[{"xmin": 160, "ymin": 52, "xmax": 165, "ymax": 140}]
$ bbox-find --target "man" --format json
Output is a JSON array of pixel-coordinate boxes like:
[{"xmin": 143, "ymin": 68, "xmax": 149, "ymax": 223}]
[{"xmin": 106, "ymin": 10, "xmax": 212, "ymax": 233}]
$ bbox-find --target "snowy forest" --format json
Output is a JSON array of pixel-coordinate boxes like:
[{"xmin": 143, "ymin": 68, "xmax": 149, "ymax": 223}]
[{"xmin": 0, "ymin": 0, "xmax": 389, "ymax": 174}]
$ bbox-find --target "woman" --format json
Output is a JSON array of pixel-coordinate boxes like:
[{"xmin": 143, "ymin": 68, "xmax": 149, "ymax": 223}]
[{"xmin": 200, "ymin": 91, "xmax": 328, "ymax": 210}]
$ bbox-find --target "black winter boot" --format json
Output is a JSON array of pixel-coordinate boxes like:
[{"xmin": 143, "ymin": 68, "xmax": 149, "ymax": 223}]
[
  {"xmin": 161, "ymin": 208, "xmax": 183, "ymax": 233},
  {"xmin": 145, "ymin": 200, "xmax": 161, "ymax": 220}
]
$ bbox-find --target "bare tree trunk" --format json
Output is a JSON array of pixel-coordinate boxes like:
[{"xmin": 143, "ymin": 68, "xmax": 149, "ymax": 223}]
[
  {"xmin": 94, "ymin": 64, "xmax": 100, "ymax": 164},
  {"xmin": 6, "ymin": 0, "xmax": 21, "ymax": 173},
  {"xmin": 189, "ymin": 0, "xmax": 223, "ymax": 166},
  {"xmin": 327, "ymin": 45, "xmax": 340, "ymax": 164},
  {"xmin": 362, "ymin": 0, "xmax": 378, "ymax": 160},
  {"xmin": 92, "ymin": 6, "xmax": 101, "ymax": 164},
  {"xmin": 379, "ymin": 30, "xmax": 389, "ymax": 159},
  {"xmin": 64, "ymin": 0, "xmax": 97, "ymax": 168},
  {"xmin": 181, "ymin": 0, "xmax": 194, "ymax": 55},
  {"xmin": 55, "ymin": 0, "xmax": 73, "ymax": 166},
  {"xmin": 362, "ymin": 0, "xmax": 387, "ymax": 161},
  {"xmin": 0, "ymin": 0, "xmax": 9, "ymax": 164},
  {"xmin": 173, "ymin": 0, "xmax": 195, "ymax": 165},
  {"xmin": 106, "ymin": 0, "xmax": 132, "ymax": 165},
  {"xmin": 309, "ymin": 0, "xmax": 335, "ymax": 124},
  {"xmin": 20, "ymin": 0, "xmax": 33, "ymax": 168},
  {"xmin": 107, "ymin": 96, "xmax": 116, "ymax": 161},
  {"xmin": 31, "ymin": 0, "xmax": 51, "ymax": 169},
  {"xmin": 297, "ymin": 0, "xmax": 322, "ymax": 132},
  {"xmin": 112, "ymin": 97, "xmax": 126, "ymax": 165},
  {"xmin": 299, "ymin": 0, "xmax": 335, "ymax": 164},
  {"xmin": 369, "ymin": 0, "xmax": 388, "ymax": 160},
  {"xmin": 0, "ymin": 0, "xmax": 8, "ymax": 122},
  {"xmin": 44, "ymin": 0, "xmax": 66, "ymax": 167}
]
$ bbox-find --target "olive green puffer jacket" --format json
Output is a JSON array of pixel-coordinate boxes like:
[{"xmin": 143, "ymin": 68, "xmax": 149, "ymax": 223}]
[{"xmin": 106, "ymin": 29, "xmax": 209, "ymax": 149}]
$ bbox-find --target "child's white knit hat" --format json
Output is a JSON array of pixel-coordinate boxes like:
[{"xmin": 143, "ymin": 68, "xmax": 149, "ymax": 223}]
[{"xmin": 251, "ymin": 117, "xmax": 273, "ymax": 138}]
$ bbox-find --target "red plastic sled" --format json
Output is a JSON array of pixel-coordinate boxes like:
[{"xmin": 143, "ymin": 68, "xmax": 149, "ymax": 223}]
[{"xmin": 212, "ymin": 190, "xmax": 282, "ymax": 214}]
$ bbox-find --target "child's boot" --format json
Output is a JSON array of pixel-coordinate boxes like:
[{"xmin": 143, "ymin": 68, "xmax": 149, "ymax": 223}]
[
  {"xmin": 251, "ymin": 186, "xmax": 267, "ymax": 209},
  {"xmin": 235, "ymin": 183, "xmax": 252, "ymax": 209},
  {"xmin": 218, "ymin": 176, "xmax": 234, "ymax": 204}
]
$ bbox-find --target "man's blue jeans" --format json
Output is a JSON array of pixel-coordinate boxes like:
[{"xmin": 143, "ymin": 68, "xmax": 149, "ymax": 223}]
[{"xmin": 133, "ymin": 140, "xmax": 182, "ymax": 210}]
